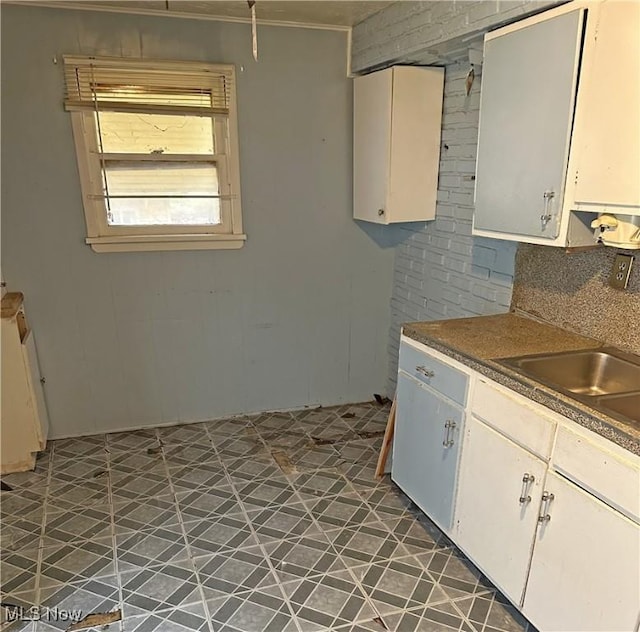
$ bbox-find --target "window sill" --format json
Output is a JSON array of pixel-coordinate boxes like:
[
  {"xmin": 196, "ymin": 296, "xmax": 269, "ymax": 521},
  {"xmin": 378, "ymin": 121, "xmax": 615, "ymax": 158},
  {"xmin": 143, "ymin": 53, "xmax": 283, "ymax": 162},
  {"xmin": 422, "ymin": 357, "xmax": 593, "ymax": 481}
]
[{"xmin": 86, "ymin": 233, "xmax": 247, "ymax": 253}]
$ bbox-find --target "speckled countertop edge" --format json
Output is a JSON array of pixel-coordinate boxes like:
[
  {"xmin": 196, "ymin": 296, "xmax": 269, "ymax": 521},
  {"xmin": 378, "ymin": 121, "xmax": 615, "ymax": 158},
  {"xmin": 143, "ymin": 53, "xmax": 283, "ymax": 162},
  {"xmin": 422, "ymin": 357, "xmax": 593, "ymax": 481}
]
[{"xmin": 403, "ymin": 319, "xmax": 640, "ymax": 457}]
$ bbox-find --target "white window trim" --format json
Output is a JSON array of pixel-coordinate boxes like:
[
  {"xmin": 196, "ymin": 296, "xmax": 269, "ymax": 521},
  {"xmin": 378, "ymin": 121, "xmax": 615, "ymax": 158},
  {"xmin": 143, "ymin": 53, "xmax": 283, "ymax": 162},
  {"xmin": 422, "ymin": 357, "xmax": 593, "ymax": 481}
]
[{"xmin": 66, "ymin": 56, "xmax": 246, "ymax": 253}]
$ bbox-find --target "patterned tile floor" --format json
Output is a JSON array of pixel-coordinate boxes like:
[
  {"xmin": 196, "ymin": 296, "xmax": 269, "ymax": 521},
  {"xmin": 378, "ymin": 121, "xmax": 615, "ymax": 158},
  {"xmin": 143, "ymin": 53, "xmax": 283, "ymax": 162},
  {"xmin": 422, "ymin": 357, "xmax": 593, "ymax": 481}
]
[{"xmin": 1, "ymin": 402, "xmax": 536, "ymax": 632}]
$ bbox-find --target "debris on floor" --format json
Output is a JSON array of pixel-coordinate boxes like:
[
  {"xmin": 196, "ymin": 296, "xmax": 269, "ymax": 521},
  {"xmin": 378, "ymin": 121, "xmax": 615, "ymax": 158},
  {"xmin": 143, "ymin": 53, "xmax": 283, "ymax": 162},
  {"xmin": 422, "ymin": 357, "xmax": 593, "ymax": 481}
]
[
  {"xmin": 271, "ymin": 449, "xmax": 297, "ymax": 475},
  {"xmin": 67, "ymin": 609, "xmax": 121, "ymax": 631}
]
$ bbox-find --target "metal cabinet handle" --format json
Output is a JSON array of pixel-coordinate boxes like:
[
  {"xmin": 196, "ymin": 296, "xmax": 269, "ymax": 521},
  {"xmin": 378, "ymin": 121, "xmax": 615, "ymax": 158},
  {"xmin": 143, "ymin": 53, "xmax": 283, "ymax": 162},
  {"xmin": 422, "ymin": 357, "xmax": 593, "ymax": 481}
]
[
  {"xmin": 443, "ymin": 420, "xmax": 456, "ymax": 447},
  {"xmin": 378, "ymin": 208, "xmax": 385, "ymax": 216},
  {"xmin": 537, "ymin": 491, "xmax": 555, "ymax": 523},
  {"xmin": 416, "ymin": 365, "xmax": 435, "ymax": 378},
  {"xmin": 540, "ymin": 190, "xmax": 555, "ymax": 230},
  {"xmin": 519, "ymin": 473, "xmax": 535, "ymax": 504}
]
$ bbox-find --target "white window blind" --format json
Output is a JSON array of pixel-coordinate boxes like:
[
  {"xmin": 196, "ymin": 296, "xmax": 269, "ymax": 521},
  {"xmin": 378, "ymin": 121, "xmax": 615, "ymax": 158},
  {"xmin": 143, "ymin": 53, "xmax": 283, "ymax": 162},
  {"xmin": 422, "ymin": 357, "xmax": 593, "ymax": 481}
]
[
  {"xmin": 63, "ymin": 56, "xmax": 243, "ymax": 245},
  {"xmin": 63, "ymin": 56, "xmax": 234, "ymax": 116}
]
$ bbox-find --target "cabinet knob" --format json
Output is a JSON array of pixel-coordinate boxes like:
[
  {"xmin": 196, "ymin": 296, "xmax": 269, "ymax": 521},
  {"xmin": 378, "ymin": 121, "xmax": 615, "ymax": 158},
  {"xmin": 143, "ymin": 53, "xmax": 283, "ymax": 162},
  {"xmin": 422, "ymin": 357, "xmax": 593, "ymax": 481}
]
[{"xmin": 378, "ymin": 208, "xmax": 385, "ymax": 217}]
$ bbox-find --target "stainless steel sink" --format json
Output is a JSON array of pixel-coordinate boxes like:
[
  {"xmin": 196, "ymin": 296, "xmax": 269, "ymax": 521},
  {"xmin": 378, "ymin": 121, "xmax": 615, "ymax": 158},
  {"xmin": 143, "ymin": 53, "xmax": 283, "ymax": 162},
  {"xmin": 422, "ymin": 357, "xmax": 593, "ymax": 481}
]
[
  {"xmin": 502, "ymin": 350, "xmax": 640, "ymax": 397},
  {"xmin": 597, "ymin": 392, "xmax": 640, "ymax": 423},
  {"xmin": 500, "ymin": 348, "xmax": 640, "ymax": 427}
]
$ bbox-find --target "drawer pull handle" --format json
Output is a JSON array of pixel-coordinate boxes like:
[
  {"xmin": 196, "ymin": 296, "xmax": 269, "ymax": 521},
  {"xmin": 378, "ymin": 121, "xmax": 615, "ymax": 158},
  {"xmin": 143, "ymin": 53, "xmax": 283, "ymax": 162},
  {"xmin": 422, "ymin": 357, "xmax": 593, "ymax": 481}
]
[
  {"xmin": 443, "ymin": 420, "xmax": 456, "ymax": 447},
  {"xmin": 537, "ymin": 491, "xmax": 555, "ymax": 523},
  {"xmin": 416, "ymin": 365, "xmax": 435, "ymax": 378},
  {"xmin": 519, "ymin": 473, "xmax": 535, "ymax": 504}
]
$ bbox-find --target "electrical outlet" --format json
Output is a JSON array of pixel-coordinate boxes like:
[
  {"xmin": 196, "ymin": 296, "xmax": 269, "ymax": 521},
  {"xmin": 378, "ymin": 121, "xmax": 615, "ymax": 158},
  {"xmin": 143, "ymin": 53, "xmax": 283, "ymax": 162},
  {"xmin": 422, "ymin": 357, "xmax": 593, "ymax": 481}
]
[{"xmin": 609, "ymin": 253, "xmax": 634, "ymax": 290}]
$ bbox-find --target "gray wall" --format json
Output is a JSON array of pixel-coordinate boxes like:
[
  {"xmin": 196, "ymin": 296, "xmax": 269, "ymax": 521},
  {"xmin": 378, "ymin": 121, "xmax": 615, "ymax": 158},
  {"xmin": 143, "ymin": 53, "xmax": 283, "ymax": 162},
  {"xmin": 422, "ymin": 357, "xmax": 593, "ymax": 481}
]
[
  {"xmin": 386, "ymin": 63, "xmax": 517, "ymax": 392},
  {"xmin": 1, "ymin": 5, "xmax": 396, "ymax": 438}
]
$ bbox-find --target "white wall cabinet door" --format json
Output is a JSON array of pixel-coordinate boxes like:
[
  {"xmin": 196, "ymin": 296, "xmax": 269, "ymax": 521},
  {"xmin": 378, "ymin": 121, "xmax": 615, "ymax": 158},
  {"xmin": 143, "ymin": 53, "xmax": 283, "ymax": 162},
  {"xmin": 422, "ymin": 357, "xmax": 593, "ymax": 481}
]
[
  {"xmin": 571, "ymin": 0, "xmax": 640, "ymax": 213},
  {"xmin": 455, "ymin": 417, "xmax": 547, "ymax": 606},
  {"xmin": 523, "ymin": 471, "xmax": 640, "ymax": 632},
  {"xmin": 392, "ymin": 371, "xmax": 463, "ymax": 532},
  {"xmin": 474, "ymin": 9, "xmax": 584, "ymax": 240},
  {"xmin": 353, "ymin": 66, "xmax": 444, "ymax": 224}
]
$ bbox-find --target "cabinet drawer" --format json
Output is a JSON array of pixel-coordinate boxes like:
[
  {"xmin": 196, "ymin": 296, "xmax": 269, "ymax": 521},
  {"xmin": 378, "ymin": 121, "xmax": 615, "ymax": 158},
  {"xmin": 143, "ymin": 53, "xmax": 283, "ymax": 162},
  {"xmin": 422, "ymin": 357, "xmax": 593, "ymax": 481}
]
[
  {"xmin": 472, "ymin": 379, "xmax": 556, "ymax": 459},
  {"xmin": 399, "ymin": 340, "xmax": 468, "ymax": 406},
  {"xmin": 552, "ymin": 426, "xmax": 640, "ymax": 523}
]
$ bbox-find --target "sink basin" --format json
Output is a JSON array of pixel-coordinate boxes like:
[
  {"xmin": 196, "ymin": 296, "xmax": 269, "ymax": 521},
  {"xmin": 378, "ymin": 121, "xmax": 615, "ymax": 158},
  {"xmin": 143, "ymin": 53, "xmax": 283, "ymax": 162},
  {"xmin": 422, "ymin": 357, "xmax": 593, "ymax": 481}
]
[
  {"xmin": 597, "ymin": 392, "xmax": 640, "ymax": 424},
  {"xmin": 501, "ymin": 349, "xmax": 640, "ymax": 397}
]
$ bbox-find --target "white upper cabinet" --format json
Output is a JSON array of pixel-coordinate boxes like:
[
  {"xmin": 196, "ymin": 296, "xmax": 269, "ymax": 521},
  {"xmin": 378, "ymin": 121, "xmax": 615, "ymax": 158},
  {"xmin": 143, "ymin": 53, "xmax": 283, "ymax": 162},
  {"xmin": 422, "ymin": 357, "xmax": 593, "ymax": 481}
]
[
  {"xmin": 353, "ymin": 66, "xmax": 444, "ymax": 224},
  {"xmin": 570, "ymin": 0, "xmax": 640, "ymax": 213},
  {"xmin": 473, "ymin": 1, "xmax": 640, "ymax": 247}
]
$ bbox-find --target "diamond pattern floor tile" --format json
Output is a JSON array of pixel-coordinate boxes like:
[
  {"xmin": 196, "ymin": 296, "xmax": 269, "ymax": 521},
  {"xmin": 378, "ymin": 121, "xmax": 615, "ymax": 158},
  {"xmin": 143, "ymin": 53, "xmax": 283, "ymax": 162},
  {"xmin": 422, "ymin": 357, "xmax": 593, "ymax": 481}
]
[
  {"xmin": 47, "ymin": 455, "xmax": 107, "ymax": 485},
  {"xmin": 382, "ymin": 601, "xmax": 475, "ymax": 632},
  {"xmin": 176, "ymin": 487, "xmax": 243, "ymax": 522},
  {"xmin": 157, "ymin": 422, "xmax": 210, "ymax": 445},
  {"xmin": 205, "ymin": 416, "xmax": 255, "ymax": 438},
  {"xmin": 182, "ymin": 514, "xmax": 259, "ymax": 557},
  {"xmin": 263, "ymin": 534, "xmax": 347, "ymax": 584},
  {"xmin": 351, "ymin": 556, "xmax": 450, "ymax": 617},
  {"xmin": 362, "ymin": 485, "xmax": 421, "ymax": 522},
  {"xmin": 246, "ymin": 503, "xmax": 321, "ymax": 545},
  {"xmin": 224, "ymin": 456, "xmax": 285, "ymax": 487},
  {"xmin": 288, "ymin": 470, "xmax": 354, "ymax": 501},
  {"xmin": 325, "ymin": 521, "xmax": 411, "ymax": 569},
  {"xmin": 110, "ymin": 470, "xmax": 171, "ymax": 502},
  {"xmin": 215, "ymin": 436, "xmax": 271, "ymax": 462},
  {"xmin": 116, "ymin": 525, "xmax": 189, "ymax": 571},
  {"xmin": 414, "ymin": 549, "xmax": 494, "ymax": 601},
  {"xmin": 0, "ymin": 549, "xmax": 40, "ymax": 595},
  {"xmin": 113, "ymin": 496, "xmax": 181, "ymax": 534},
  {"xmin": 453, "ymin": 591, "xmax": 533, "ymax": 632},
  {"xmin": 384, "ymin": 515, "xmax": 451, "ymax": 557},
  {"xmin": 121, "ymin": 602, "xmax": 210, "ymax": 631},
  {"xmin": 17, "ymin": 400, "xmax": 531, "ymax": 632},
  {"xmin": 42, "ymin": 506, "xmax": 113, "ymax": 546},
  {"xmin": 38, "ymin": 575, "xmax": 120, "ymax": 631},
  {"xmin": 207, "ymin": 585, "xmax": 298, "ymax": 632},
  {"xmin": 45, "ymin": 480, "xmax": 109, "ymax": 510},
  {"xmin": 305, "ymin": 493, "xmax": 380, "ymax": 531},
  {"xmin": 39, "ymin": 538, "xmax": 115, "ymax": 586},
  {"xmin": 107, "ymin": 429, "xmax": 160, "ymax": 453},
  {"xmin": 121, "ymin": 560, "xmax": 201, "ymax": 618},
  {"xmin": 282, "ymin": 569, "xmax": 378, "ymax": 631},
  {"xmin": 234, "ymin": 477, "xmax": 302, "ymax": 512},
  {"xmin": 194, "ymin": 546, "xmax": 279, "ymax": 603},
  {"xmin": 168, "ymin": 460, "xmax": 229, "ymax": 492},
  {"xmin": 52, "ymin": 436, "xmax": 106, "ymax": 460}
]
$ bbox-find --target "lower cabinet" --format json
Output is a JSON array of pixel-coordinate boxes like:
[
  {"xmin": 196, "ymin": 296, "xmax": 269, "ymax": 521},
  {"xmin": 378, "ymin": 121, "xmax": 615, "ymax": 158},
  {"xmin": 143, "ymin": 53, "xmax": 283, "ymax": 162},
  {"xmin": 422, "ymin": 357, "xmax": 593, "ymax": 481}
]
[
  {"xmin": 523, "ymin": 471, "xmax": 640, "ymax": 632},
  {"xmin": 454, "ymin": 416, "xmax": 547, "ymax": 606},
  {"xmin": 396, "ymin": 335, "xmax": 640, "ymax": 631},
  {"xmin": 392, "ymin": 370, "xmax": 463, "ymax": 532}
]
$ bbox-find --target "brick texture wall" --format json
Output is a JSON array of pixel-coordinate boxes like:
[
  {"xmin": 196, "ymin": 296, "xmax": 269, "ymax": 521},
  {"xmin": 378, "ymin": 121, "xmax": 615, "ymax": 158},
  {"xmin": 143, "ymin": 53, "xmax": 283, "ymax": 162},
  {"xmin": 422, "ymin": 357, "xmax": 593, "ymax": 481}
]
[{"xmin": 386, "ymin": 63, "xmax": 518, "ymax": 392}]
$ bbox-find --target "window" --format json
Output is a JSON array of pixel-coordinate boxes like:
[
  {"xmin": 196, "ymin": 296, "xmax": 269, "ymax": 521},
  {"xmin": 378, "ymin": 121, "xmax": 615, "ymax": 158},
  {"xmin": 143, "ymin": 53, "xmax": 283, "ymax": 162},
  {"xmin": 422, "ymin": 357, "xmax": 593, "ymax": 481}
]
[{"xmin": 64, "ymin": 56, "xmax": 245, "ymax": 252}]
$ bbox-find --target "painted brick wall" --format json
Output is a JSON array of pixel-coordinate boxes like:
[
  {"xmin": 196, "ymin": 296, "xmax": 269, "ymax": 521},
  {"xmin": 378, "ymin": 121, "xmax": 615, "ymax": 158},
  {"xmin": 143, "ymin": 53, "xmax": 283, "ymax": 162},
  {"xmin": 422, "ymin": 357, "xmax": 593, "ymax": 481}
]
[
  {"xmin": 386, "ymin": 62, "xmax": 518, "ymax": 392},
  {"xmin": 352, "ymin": 0, "xmax": 559, "ymax": 74}
]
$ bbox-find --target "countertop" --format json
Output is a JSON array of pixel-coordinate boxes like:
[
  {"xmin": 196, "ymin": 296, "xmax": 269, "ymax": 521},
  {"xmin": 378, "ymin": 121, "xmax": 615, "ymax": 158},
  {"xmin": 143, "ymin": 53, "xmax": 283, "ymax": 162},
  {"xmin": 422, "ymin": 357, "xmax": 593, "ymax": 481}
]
[{"xmin": 403, "ymin": 312, "xmax": 640, "ymax": 455}]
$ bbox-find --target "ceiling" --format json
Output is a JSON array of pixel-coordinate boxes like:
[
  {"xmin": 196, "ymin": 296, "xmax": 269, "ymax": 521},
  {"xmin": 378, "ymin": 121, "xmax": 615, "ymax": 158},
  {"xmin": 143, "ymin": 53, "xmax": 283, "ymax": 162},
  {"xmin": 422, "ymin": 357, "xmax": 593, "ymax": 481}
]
[{"xmin": 36, "ymin": 1, "xmax": 395, "ymax": 27}]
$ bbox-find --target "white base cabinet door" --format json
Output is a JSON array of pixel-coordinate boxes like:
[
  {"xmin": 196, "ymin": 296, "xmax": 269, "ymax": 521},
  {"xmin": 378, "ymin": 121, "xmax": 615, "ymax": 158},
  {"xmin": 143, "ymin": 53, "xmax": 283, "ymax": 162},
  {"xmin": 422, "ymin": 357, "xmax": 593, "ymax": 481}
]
[
  {"xmin": 455, "ymin": 417, "xmax": 547, "ymax": 606},
  {"xmin": 392, "ymin": 371, "xmax": 462, "ymax": 532},
  {"xmin": 523, "ymin": 471, "xmax": 640, "ymax": 632}
]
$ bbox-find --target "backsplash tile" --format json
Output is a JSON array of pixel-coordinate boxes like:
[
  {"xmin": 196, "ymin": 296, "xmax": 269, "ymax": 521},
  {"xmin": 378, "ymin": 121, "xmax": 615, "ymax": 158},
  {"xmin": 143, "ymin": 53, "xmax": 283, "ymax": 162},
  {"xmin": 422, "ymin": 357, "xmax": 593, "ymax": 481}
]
[{"xmin": 511, "ymin": 244, "xmax": 640, "ymax": 354}]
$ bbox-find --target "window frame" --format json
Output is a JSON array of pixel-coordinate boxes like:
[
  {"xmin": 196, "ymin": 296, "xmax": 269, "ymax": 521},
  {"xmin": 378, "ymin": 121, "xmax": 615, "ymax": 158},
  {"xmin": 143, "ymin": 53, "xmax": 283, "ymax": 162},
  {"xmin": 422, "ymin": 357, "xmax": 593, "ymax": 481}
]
[{"xmin": 66, "ymin": 57, "xmax": 245, "ymax": 253}]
